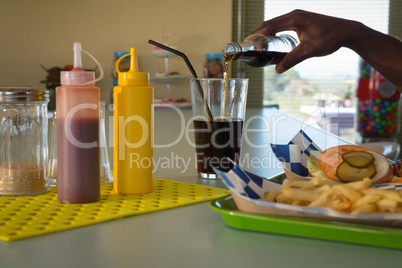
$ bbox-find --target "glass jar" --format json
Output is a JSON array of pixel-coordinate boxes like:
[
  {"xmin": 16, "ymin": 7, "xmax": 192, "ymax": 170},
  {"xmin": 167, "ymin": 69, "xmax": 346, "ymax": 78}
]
[
  {"xmin": 222, "ymin": 34, "xmax": 298, "ymax": 68},
  {"xmin": 0, "ymin": 87, "xmax": 50, "ymax": 196},
  {"xmin": 100, "ymin": 110, "xmax": 113, "ymax": 184},
  {"xmin": 356, "ymin": 60, "xmax": 401, "ymax": 141},
  {"xmin": 204, "ymin": 53, "xmax": 224, "ymax": 78},
  {"xmin": 48, "ymin": 111, "xmax": 57, "ymax": 186},
  {"xmin": 112, "ymin": 51, "xmax": 130, "ymax": 79},
  {"xmin": 111, "ymin": 52, "xmax": 130, "ymax": 104}
]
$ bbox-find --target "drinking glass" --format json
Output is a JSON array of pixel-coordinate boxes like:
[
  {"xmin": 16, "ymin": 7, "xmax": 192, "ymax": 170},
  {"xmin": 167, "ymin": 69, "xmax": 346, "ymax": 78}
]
[{"xmin": 190, "ymin": 78, "xmax": 248, "ymax": 179}]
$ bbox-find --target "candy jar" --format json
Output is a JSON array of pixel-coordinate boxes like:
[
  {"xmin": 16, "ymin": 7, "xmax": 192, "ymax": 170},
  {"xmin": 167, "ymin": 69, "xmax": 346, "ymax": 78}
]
[
  {"xmin": 112, "ymin": 51, "xmax": 130, "ymax": 80},
  {"xmin": 204, "ymin": 53, "xmax": 224, "ymax": 78},
  {"xmin": 356, "ymin": 59, "xmax": 401, "ymax": 142}
]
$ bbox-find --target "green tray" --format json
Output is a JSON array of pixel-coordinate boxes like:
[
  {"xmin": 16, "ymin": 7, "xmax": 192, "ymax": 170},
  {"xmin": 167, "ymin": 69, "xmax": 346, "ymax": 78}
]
[{"xmin": 210, "ymin": 194, "xmax": 402, "ymax": 250}]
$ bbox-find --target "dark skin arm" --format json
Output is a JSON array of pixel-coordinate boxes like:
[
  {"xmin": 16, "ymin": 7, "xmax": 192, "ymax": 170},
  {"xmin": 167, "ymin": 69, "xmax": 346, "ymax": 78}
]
[{"xmin": 251, "ymin": 9, "xmax": 402, "ymax": 91}]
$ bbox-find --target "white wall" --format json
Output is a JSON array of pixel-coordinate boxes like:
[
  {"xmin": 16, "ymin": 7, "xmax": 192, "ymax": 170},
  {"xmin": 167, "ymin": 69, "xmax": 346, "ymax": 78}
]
[{"xmin": 0, "ymin": 0, "xmax": 232, "ymax": 103}]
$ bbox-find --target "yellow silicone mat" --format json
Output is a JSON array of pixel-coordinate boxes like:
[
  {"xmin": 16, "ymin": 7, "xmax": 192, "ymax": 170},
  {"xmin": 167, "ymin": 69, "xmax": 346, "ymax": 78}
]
[{"xmin": 0, "ymin": 178, "xmax": 229, "ymax": 241}]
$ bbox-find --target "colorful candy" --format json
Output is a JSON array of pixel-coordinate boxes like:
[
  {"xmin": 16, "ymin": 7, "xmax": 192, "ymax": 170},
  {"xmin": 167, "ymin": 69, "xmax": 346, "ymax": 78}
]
[{"xmin": 357, "ymin": 98, "xmax": 399, "ymax": 138}]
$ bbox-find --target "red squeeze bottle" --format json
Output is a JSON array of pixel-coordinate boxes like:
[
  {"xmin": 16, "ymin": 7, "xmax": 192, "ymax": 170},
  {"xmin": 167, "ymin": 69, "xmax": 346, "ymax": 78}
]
[{"xmin": 56, "ymin": 42, "xmax": 104, "ymax": 204}]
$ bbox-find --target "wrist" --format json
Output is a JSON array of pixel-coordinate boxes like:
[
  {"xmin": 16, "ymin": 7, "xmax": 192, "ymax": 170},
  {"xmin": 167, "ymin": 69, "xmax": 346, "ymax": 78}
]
[{"xmin": 343, "ymin": 20, "xmax": 366, "ymax": 50}]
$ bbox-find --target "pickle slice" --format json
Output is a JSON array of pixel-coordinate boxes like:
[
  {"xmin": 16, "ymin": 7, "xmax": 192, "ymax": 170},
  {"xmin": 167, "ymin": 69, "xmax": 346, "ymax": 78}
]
[
  {"xmin": 336, "ymin": 161, "xmax": 377, "ymax": 182},
  {"xmin": 341, "ymin": 151, "xmax": 375, "ymax": 168}
]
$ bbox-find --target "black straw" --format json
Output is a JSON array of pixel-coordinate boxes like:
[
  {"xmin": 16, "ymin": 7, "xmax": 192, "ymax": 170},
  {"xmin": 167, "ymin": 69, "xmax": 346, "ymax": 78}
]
[{"xmin": 148, "ymin": 40, "xmax": 213, "ymax": 121}]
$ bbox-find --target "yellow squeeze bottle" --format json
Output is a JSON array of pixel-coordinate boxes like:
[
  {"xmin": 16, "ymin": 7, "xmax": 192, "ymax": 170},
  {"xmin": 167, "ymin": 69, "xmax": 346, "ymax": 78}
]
[{"xmin": 114, "ymin": 48, "xmax": 153, "ymax": 194}]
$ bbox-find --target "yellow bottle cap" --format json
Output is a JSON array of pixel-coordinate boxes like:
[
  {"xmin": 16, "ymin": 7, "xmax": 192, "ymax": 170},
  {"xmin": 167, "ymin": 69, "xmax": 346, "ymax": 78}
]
[{"xmin": 116, "ymin": 47, "xmax": 149, "ymax": 86}]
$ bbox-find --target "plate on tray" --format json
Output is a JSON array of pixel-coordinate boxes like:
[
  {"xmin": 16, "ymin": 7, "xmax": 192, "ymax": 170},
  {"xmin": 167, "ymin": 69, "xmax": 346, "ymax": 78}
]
[
  {"xmin": 210, "ymin": 194, "xmax": 402, "ymax": 250},
  {"xmin": 214, "ymin": 164, "xmax": 402, "ymax": 226}
]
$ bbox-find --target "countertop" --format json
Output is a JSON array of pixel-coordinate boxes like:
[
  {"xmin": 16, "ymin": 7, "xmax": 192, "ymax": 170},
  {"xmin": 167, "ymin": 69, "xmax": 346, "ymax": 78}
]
[{"xmin": 1, "ymin": 107, "xmax": 401, "ymax": 268}]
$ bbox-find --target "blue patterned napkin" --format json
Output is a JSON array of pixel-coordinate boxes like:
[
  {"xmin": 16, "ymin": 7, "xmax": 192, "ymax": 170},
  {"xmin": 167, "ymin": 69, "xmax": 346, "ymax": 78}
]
[
  {"xmin": 270, "ymin": 130, "xmax": 322, "ymax": 176},
  {"xmin": 214, "ymin": 165, "xmax": 282, "ymax": 199}
]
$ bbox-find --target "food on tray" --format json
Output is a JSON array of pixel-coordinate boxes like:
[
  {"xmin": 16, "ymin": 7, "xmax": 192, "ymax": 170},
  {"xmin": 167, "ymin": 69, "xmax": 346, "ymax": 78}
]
[
  {"xmin": 175, "ymin": 98, "xmax": 188, "ymax": 103},
  {"xmin": 154, "ymin": 71, "xmax": 180, "ymax": 77},
  {"xmin": 307, "ymin": 145, "xmax": 394, "ymax": 184},
  {"xmin": 262, "ymin": 176, "xmax": 402, "ymax": 214},
  {"xmin": 392, "ymin": 160, "xmax": 402, "ymax": 183},
  {"xmin": 164, "ymin": 98, "xmax": 175, "ymax": 104},
  {"xmin": 153, "ymin": 98, "xmax": 189, "ymax": 105}
]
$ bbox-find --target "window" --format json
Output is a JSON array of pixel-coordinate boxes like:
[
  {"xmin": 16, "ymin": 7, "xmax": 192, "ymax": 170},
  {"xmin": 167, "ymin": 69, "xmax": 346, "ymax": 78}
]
[
  {"xmin": 262, "ymin": 0, "xmax": 390, "ymax": 142},
  {"xmin": 232, "ymin": 0, "xmax": 402, "ymax": 143}
]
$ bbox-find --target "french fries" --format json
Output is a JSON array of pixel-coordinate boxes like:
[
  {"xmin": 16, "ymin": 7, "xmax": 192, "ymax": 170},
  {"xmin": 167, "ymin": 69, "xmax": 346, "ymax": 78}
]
[{"xmin": 262, "ymin": 175, "xmax": 402, "ymax": 214}]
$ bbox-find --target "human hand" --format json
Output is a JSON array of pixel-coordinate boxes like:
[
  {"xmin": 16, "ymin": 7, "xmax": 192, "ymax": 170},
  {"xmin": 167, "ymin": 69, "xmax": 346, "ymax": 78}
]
[{"xmin": 251, "ymin": 9, "xmax": 357, "ymax": 73}]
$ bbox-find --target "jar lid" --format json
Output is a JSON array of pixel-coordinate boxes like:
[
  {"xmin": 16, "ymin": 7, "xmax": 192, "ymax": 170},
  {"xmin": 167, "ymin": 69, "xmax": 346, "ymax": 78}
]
[
  {"xmin": 356, "ymin": 78, "xmax": 400, "ymax": 100},
  {"xmin": 114, "ymin": 51, "xmax": 130, "ymax": 58},
  {"xmin": 0, "ymin": 87, "xmax": 50, "ymax": 102},
  {"xmin": 206, "ymin": 53, "xmax": 224, "ymax": 59}
]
